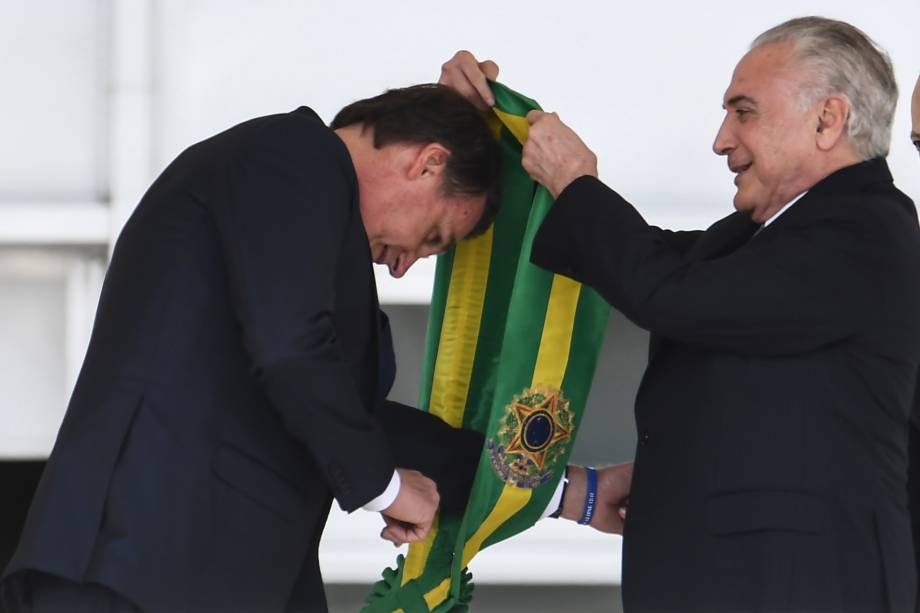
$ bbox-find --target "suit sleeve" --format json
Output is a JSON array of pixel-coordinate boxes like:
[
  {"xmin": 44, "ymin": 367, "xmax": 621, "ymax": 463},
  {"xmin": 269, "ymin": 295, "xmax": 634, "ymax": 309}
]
[
  {"xmin": 212, "ymin": 115, "xmax": 394, "ymax": 511},
  {"xmin": 372, "ymin": 310, "xmax": 482, "ymax": 513},
  {"xmin": 655, "ymin": 227, "xmax": 703, "ymax": 253},
  {"xmin": 531, "ymin": 175, "xmax": 882, "ymax": 357},
  {"xmin": 376, "ymin": 401, "xmax": 483, "ymax": 514}
]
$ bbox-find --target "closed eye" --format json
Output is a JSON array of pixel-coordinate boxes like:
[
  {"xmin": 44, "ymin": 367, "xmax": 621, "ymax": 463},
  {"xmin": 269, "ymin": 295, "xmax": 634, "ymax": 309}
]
[{"xmin": 913, "ymin": 139, "xmax": 920, "ymax": 154}]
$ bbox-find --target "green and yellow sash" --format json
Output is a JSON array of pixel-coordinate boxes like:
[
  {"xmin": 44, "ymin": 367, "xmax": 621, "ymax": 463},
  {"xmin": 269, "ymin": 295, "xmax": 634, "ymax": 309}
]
[{"xmin": 363, "ymin": 82, "xmax": 610, "ymax": 613}]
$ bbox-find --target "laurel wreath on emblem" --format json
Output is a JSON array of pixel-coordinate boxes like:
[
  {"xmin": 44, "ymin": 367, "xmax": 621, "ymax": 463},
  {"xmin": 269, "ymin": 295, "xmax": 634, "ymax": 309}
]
[{"xmin": 487, "ymin": 385, "xmax": 574, "ymax": 489}]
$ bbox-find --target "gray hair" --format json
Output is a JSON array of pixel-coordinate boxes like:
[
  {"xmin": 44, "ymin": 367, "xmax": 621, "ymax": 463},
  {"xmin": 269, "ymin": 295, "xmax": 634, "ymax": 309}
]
[{"xmin": 752, "ymin": 16, "xmax": 897, "ymax": 159}]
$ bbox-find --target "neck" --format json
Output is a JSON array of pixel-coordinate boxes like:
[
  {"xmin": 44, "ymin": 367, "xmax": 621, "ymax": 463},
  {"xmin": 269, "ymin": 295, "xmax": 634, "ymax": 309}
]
[
  {"xmin": 334, "ymin": 124, "xmax": 370, "ymax": 163},
  {"xmin": 755, "ymin": 147, "xmax": 862, "ymax": 224},
  {"xmin": 801, "ymin": 149, "xmax": 863, "ymax": 194}
]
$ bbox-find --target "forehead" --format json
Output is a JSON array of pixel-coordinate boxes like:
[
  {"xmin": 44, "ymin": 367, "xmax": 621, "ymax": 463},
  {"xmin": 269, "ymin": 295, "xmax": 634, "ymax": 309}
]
[{"xmin": 724, "ymin": 41, "xmax": 799, "ymax": 105}]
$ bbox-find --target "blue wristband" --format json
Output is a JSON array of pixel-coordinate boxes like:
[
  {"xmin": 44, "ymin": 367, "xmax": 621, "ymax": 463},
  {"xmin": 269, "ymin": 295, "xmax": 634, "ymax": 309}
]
[{"xmin": 578, "ymin": 466, "xmax": 598, "ymax": 525}]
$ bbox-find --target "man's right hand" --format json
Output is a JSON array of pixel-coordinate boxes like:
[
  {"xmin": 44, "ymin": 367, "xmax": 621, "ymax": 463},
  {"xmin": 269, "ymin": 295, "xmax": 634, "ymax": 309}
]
[
  {"xmin": 379, "ymin": 468, "xmax": 440, "ymax": 546},
  {"xmin": 439, "ymin": 50, "xmax": 500, "ymax": 111}
]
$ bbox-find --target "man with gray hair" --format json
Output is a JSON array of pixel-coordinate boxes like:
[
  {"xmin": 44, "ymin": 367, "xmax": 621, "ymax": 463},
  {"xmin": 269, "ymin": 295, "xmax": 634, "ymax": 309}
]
[{"xmin": 443, "ymin": 16, "xmax": 920, "ymax": 612}]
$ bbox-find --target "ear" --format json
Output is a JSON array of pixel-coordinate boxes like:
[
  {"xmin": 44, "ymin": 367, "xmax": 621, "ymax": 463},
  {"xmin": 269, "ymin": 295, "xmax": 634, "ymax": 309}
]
[
  {"xmin": 815, "ymin": 95, "xmax": 850, "ymax": 151},
  {"xmin": 408, "ymin": 143, "xmax": 450, "ymax": 181}
]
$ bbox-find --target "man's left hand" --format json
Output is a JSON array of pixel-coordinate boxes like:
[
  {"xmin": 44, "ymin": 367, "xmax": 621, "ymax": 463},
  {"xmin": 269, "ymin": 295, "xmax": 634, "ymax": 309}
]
[
  {"xmin": 522, "ymin": 110, "xmax": 598, "ymax": 198},
  {"xmin": 559, "ymin": 463, "xmax": 633, "ymax": 534}
]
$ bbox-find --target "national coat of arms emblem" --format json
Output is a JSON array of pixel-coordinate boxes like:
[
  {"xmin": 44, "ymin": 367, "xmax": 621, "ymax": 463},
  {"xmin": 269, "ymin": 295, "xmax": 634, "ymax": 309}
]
[{"xmin": 487, "ymin": 385, "xmax": 574, "ymax": 488}]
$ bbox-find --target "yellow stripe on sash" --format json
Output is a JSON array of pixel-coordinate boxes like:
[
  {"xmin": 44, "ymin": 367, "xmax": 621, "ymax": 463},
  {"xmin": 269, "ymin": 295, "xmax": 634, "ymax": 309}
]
[
  {"xmin": 493, "ymin": 108, "xmax": 530, "ymax": 145},
  {"xmin": 421, "ymin": 485, "xmax": 532, "ymax": 608},
  {"xmin": 423, "ymin": 578, "xmax": 451, "ymax": 610},
  {"xmin": 427, "ymin": 228, "xmax": 493, "ymax": 427},
  {"xmin": 460, "ymin": 485, "xmax": 532, "ymax": 567},
  {"xmin": 531, "ymin": 275, "xmax": 581, "ymax": 388},
  {"xmin": 402, "ymin": 228, "xmax": 493, "ymax": 589},
  {"xmin": 400, "ymin": 513, "xmax": 439, "ymax": 588},
  {"xmin": 421, "ymin": 274, "xmax": 582, "ymax": 609}
]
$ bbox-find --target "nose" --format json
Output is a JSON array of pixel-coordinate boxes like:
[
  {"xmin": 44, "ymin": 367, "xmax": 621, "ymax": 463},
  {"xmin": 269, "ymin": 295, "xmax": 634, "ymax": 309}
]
[{"xmin": 712, "ymin": 115, "xmax": 734, "ymax": 156}]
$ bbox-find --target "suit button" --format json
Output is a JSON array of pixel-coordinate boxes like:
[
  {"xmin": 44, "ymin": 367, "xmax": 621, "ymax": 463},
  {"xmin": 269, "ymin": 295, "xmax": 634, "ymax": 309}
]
[{"xmin": 639, "ymin": 431, "xmax": 650, "ymax": 446}]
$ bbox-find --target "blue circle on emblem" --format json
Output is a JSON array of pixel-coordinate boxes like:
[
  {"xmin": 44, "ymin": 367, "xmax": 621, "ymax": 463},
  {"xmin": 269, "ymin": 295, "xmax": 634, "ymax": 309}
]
[{"xmin": 522, "ymin": 411, "xmax": 554, "ymax": 452}]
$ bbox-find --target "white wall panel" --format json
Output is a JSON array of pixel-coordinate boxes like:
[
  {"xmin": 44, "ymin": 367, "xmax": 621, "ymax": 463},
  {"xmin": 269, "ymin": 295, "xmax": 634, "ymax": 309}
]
[
  {"xmin": 0, "ymin": 0, "xmax": 106, "ymax": 200},
  {"xmin": 152, "ymin": 0, "xmax": 920, "ymax": 233},
  {"xmin": 149, "ymin": 0, "xmax": 920, "ymax": 303},
  {"xmin": 0, "ymin": 253, "xmax": 68, "ymax": 458},
  {"xmin": 0, "ymin": 249, "xmax": 105, "ymax": 459}
]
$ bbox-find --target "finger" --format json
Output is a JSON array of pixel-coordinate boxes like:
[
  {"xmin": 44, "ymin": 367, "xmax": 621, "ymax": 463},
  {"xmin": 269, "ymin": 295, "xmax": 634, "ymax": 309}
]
[
  {"xmin": 460, "ymin": 63, "xmax": 495, "ymax": 108},
  {"xmin": 380, "ymin": 526, "xmax": 401, "ymax": 545},
  {"xmin": 520, "ymin": 144, "xmax": 537, "ymax": 175},
  {"xmin": 382, "ymin": 524, "xmax": 410, "ymax": 545},
  {"xmin": 526, "ymin": 109, "xmax": 547, "ymax": 125},
  {"xmin": 479, "ymin": 59, "xmax": 500, "ymax": 81},
  {"xmin": 440, "ymin": 50, "xmax": 476, "ymax": 79},
  {"xmin": 409, "ymin": 522, "xmax": 431, "ymax": 542}
]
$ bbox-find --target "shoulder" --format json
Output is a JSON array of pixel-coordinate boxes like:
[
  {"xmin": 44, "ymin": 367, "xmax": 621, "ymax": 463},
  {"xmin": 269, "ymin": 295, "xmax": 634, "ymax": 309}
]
[
  {"xmin": 796, "ymin": 185, "xmax": 920, "ymax": 279},
  {"xmin": 182, "ymin": 107, "xmax": 355, "ymax": 187},
  {"xmin": 791, "ymin": 182, "xmax": 916, "ymax": 236},
  {"xmin": 243, "ymin": 107, "xmax": 351, "ymax": 166},
  {"xmin": 232, "ymin": 108, "xmax": 359, "ymax": 212},
  {"xmin": 833, "ymin": 185, "xmax": 920, "ymax": 252}
]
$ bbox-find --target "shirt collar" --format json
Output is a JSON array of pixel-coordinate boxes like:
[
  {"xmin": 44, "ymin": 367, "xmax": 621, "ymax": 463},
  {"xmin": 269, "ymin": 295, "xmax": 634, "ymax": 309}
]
[{"xmin": 762, "ymin": 190, "xmax": 808, "ymax": 227}]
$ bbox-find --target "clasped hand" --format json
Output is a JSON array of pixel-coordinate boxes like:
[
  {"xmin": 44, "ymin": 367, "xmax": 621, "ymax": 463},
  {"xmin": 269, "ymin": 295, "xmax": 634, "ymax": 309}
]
[
  {"xmin": 379, "ymin": 468, "xmax": 439, "ymax": 546},
  {"xmin": 439, "ymin": 50, "xmax": 599, "ymax": 198}
]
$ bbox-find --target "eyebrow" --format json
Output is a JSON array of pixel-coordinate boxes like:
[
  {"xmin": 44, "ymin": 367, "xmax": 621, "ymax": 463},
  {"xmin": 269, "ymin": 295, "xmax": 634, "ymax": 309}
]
[
  {"xmin": 912, "ymin": 131, "xmax": 920, "ymax": 141},
  {"xmin": 723, "ymin": 95, "xmax": 757, "ymax": 109}
]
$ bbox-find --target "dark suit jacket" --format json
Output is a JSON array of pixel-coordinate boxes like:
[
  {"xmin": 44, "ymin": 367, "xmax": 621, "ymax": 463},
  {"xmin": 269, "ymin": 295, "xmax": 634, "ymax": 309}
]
[
  {"xmin": 532, "ymin": 158, "xmax": 920, "ymax": 612},
  {"xmin": 3, "ymin": 107, "xmax": 480, "ymax": 612}
]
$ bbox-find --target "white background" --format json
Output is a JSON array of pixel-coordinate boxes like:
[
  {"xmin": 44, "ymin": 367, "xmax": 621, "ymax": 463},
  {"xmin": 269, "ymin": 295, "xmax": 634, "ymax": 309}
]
[{"xmin": 2, "ymin": 0, "xmax": 919, "ymax": 584}]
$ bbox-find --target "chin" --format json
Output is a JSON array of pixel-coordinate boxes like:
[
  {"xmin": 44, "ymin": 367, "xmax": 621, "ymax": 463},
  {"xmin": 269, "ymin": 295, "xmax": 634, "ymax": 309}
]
[{"xmin": 732, "ymin": 193, "xmax": 759, "ymax": 217}]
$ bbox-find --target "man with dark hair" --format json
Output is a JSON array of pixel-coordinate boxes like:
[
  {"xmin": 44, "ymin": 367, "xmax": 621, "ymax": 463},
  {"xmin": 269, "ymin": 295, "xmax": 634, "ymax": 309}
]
[
  {"xmin": 331, "ymin": 84, "xmax": 501, "ymax": 239},
  {"xmin": 0, "ymin": 84, "xmax": 500, "ymax": 612}
]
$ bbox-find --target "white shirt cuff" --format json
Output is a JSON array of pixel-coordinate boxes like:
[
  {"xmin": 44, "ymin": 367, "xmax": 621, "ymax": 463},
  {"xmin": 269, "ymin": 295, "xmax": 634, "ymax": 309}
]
[
  {"xmin": 362, "ymin": 469, "xmax": 401, "ymax": 512},
  {"xmin": 540, "ymin": 474, "xmax": 566, "ymax": 519}
]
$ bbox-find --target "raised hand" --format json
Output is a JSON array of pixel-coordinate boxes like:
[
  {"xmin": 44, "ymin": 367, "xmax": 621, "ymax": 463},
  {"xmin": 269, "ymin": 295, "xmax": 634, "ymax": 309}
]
[
  {"xmin": 439, "ymin": 50, "xmax": 500, "ymax": 111},
  {"xmin": 379, "ymin": 468, "xmax": 440, "ymax": 546},
  {"xmin": 522, "ymin": 110, "xmax": 599, "ymax": 198}
]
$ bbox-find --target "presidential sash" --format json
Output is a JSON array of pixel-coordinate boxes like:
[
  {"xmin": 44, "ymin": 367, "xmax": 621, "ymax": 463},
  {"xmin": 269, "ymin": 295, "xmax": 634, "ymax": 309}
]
[{"xmin": 362, "ymin": 81, "xmax": 610, "ymax": 613}]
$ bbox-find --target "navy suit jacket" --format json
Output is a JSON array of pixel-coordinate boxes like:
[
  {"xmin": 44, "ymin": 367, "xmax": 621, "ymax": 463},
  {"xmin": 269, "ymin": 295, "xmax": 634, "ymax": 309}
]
[
  {"xmin": 532, "ymin": 159, "xmax": 920, "ymax": 612},
  {"xmin": 4, "ymin": 108, "xmax": 481, "ymax": 612}
]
